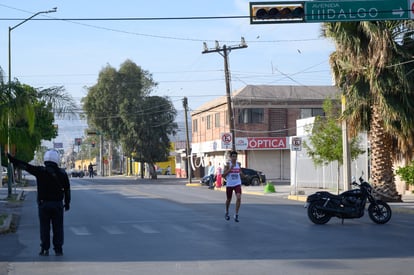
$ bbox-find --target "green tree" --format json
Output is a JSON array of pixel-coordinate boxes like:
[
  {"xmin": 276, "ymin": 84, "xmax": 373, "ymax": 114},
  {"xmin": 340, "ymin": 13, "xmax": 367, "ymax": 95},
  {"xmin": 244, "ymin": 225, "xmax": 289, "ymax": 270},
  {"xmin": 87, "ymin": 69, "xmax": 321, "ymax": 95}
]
[
  {"xmin": 122, "ymin": 96, "xmax": 177, "ymax": 178},
  {"xmin": 323, "ymin": 21, "xmax": 414, "ymax": 201},
  {"xmin": 82, "ymin": 60, "xmax": 154, "ymax": 142},
  {"xmin": 2, "ymin": 83, "xmax": 76, "ymax": 163},
  {"xmin": 83, "ymin": 60, "xmax": 178, "ymax": 176},
  {"xmin": 1, "ymin": 69, "xmax": 76, "ymax": 195},
  {"xmin": 303, "ymin": 99, "xmax": 365, "ymax": 193},
  {"xmin": 396, "ymin": 161, "xmax": 414, "ymax": 187},
  {"xmin": 12, "ymin": 86, "xmax": 56, "ymax": 162}
]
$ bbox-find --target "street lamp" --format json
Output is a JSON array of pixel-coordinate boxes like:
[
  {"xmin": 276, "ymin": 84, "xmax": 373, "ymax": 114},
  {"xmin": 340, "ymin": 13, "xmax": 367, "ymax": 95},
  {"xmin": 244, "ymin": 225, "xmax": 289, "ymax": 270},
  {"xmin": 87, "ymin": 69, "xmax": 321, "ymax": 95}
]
[{"xmin": 6, "ymin": 7, "xmax": 57, "ymax": 197}]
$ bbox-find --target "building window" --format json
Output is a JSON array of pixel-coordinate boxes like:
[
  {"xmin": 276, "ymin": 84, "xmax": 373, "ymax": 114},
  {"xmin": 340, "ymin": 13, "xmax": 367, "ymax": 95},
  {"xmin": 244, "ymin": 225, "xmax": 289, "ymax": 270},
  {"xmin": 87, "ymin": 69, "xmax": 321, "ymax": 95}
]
[
  {"xmin": 238, "ymin": 108, "xmax": 264, "ymax": 124},
  {"xmin": 300, "ymin": 108, "xmax": 324, "ymax": 119},
  {"xmin": 215, "ymin": 113, "xmax": 220, "ymax": 127},
  {"xmin": 206, "ymin": 115, "xmax": 211, "ymax": 129},
  {"xmin": 193, "ymin": 119, "xmax": 198, "ymax": 132}
]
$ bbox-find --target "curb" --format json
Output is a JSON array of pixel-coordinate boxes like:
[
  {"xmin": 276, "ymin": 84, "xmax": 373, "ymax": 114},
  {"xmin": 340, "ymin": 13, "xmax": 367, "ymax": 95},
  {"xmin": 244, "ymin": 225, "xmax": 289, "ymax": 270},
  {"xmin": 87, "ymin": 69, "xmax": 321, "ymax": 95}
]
[
  {"xmin": 0, "ymin": 214, "xmax": 12, "ymax": 233},
  {"xmin": 287, "ymin": 195, "xmax": 308, "ymax": 202},
  {"xmin": 186, "ymin": 183, "xmax": 202, "ymax": 187},
  {"xmin": 0, "ymin": 190, "xmax": 24, "ymax": 233}
]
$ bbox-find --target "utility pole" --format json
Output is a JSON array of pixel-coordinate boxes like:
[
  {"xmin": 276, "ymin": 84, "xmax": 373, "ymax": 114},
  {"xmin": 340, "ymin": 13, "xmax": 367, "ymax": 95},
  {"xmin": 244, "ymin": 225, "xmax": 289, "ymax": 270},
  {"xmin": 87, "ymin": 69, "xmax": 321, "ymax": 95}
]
[
  {"xmin": 342, "ymin": 95, "xmax": 351, "ymax": 190},
  {"xmin": 202, "ymin": 38, "xmax": 247, "ymax": 151},
  {"xmin": 183, "ymin": 97, "xmax": 192, "ymax": 183},
  {"xmin": 100, "ymin": 134, "xmax": 104, "ymax": 176}
]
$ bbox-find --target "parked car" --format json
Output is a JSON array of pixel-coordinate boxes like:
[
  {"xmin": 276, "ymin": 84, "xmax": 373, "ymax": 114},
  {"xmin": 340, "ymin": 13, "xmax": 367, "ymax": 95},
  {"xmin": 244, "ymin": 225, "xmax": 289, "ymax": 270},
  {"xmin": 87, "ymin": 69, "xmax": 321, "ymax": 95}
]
[
  {"xmin": 200, "ymin": 168, "xmax": 266, "ymax": 186},
  {"xmin": 200, "ymin": 174, "xmax": 215, "ymax": 185},
  {"xmin": 2, "ymin": 167, "xmax": 8, "ymax": 185},
  {"xmin": 240, "ymin": 168, "xmax": 266, "ymax": 186},
  {"xmin": 70, "ymin": 169, "xmax": 85, "ymax": 178}
]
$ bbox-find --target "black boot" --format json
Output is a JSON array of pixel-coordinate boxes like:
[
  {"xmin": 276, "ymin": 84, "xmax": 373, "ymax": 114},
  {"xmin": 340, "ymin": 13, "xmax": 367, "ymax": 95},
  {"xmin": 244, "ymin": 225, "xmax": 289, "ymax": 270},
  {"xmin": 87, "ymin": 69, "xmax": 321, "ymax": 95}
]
[
  {"xmin": 39, "ymin": 249, "xmax": 49, "ymax": 256},
  {"xmin": 54, "ymin": 248, "xmax": 63, "ymax": 256}
]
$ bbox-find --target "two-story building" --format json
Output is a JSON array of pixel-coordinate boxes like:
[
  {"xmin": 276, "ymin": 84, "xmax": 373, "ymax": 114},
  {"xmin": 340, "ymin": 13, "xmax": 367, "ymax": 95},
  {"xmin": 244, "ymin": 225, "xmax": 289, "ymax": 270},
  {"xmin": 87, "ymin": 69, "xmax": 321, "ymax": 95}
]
[{"xmin": 191, "ymin": 85, "xmax": 340, "ymax": 181}]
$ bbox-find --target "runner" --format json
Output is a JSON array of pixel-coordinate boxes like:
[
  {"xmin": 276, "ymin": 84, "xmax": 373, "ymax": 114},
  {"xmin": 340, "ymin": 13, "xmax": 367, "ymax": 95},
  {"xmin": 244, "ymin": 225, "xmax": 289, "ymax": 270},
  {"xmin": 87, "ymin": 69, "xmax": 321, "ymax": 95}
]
[{"xmin": 222, "ymin": 150, "xmax": 244, "ymax": 222}]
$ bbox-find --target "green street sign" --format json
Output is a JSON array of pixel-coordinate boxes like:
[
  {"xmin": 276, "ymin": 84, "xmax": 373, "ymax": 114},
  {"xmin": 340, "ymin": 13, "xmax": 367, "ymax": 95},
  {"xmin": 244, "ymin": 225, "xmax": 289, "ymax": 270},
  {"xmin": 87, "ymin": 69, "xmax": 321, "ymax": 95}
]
[{"xmin": 305, "ymin": 0, "xmax": 412, "ymax": 22}]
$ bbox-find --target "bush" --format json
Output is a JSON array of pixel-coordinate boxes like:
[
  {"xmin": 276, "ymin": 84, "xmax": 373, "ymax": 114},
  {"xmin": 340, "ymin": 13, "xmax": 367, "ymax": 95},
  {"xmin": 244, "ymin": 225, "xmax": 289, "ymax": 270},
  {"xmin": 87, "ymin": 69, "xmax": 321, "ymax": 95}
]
[{"xmin": 396, "ymin": 162, "xmax": 414, "ymax": 186}]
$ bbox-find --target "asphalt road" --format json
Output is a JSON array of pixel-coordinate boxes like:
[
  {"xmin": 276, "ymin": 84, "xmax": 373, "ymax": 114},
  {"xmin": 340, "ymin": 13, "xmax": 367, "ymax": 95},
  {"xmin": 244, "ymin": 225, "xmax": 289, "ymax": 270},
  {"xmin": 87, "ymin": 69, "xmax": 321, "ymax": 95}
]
[{"xmin": 2, "ymin": 176, "xmax": 414, "ymax": 275}]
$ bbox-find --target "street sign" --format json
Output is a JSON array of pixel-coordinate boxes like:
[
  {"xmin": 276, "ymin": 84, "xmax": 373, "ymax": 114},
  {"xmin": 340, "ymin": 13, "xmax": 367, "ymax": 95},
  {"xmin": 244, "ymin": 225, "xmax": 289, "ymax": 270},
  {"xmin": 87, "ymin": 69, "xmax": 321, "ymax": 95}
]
[
  {"xmin": 221, "ymin": 133, "xmax": 233, "ymax": 149},
  {"xmin": 291, "ymin": 137, "xmax": 302, "ymax": 151},
  {"xmin": 53, "ymin": 142, "xmax": 63, "ymax": 149},
  {"xmin": 305, "ymin": 0, "xmax": 411, "ymax": 22}
]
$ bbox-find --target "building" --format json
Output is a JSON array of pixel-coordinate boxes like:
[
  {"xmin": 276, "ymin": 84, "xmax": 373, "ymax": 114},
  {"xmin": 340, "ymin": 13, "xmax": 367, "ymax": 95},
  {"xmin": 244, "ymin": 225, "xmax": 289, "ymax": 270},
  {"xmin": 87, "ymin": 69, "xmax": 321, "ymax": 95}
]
[{"xmin": 191, "ymin": 85, "xmax": 340, "ymax": 181}]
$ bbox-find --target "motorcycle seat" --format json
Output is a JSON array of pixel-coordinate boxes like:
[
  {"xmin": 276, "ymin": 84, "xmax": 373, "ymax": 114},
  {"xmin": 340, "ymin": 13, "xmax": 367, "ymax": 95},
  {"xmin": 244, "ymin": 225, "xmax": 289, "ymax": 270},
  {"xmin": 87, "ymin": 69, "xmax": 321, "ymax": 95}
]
[{"xmin": 315, "ymin": 191, "xmax": 342, "ymax": 200}]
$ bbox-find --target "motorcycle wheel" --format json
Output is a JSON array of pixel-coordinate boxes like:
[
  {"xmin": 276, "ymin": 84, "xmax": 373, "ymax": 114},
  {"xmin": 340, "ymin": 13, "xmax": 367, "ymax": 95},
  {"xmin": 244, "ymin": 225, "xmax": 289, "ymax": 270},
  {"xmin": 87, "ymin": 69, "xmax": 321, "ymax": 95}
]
[
  {"xmin": 307, "ymin": 201, "xmax": 331, "ymax": 224},
  {"xmin": 368, "ymin": 201, "xmax": 392, "ymax": 224}
]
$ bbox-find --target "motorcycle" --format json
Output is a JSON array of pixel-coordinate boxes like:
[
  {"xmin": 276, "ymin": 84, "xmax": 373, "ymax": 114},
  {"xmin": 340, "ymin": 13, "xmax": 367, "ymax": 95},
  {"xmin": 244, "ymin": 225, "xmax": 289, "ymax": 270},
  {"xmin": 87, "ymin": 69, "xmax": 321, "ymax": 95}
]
[{"xmin": 305, "ymin": 175, "xmax": 392, "ymax": 225}]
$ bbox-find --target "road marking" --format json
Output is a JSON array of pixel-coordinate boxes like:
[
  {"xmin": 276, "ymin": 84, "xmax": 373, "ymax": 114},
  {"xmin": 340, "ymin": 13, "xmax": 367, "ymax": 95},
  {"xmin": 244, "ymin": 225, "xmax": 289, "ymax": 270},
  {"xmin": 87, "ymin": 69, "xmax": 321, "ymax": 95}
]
[
  {"xmin": 171, "ymin": 224, "xmax": 190, "ymax": 233},
  {"xmin": 195, "ymin": 223, "xmax": 222, "ymax": 232},
  {"xmin": 101, "ymin": 225, "xmax": 124, "ymax": 235},
  {"xmin": 132, "ymin": 224, "xmax": 159, "ymax": 234},
  {"xmin": 70, "ymin": 226, "xmax": 91, "ymax": 236}
]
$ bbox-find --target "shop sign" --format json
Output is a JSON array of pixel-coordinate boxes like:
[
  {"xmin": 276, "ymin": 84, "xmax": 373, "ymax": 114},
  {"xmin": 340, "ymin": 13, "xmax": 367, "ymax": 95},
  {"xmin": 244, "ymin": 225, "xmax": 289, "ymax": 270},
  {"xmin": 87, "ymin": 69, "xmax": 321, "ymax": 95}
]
[{"xmin": 236, "ymin": 137, "xmax": 288, "ymax": 150}]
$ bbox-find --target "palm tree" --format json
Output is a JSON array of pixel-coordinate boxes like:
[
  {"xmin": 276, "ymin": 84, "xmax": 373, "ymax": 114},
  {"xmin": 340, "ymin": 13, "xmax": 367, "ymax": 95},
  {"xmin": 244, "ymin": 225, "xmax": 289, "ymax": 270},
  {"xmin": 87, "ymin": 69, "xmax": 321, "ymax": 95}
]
[
  {"xmin": 1, "ymin": 68, "xmax": 77, "ymax": 196},
  {"xmin": 323, "ymin": 21, "xmax": 414, "ymax": 202}
]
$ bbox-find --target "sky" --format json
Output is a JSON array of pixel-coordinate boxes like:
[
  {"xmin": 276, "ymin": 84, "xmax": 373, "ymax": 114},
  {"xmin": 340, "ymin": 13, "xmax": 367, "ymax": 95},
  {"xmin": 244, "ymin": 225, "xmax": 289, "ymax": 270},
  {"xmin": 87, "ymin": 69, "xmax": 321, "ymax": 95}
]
[{"xmin": 0, "ymin": 0, "xmax": 336, "ymax": 151}]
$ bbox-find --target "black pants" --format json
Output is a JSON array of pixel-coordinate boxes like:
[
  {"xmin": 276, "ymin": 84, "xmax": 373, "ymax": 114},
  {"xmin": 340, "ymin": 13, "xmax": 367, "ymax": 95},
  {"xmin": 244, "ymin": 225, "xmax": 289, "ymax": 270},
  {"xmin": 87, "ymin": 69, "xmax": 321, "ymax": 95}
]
[{"xmin": 38, "ymin": 201, "xmax": 64, "ymax": 251}]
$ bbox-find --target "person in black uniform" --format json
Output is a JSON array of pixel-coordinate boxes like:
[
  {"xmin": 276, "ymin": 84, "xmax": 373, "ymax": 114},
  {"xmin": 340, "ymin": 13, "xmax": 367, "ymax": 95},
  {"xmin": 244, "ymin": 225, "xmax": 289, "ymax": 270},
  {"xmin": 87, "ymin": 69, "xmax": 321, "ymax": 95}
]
[
  {"xmin": 88, "ymin": 162, "xmax": 94, "ymax": 178},
  {"xmin": 8, "ymin": 150, "xmax": 71, "ymax": 256}
]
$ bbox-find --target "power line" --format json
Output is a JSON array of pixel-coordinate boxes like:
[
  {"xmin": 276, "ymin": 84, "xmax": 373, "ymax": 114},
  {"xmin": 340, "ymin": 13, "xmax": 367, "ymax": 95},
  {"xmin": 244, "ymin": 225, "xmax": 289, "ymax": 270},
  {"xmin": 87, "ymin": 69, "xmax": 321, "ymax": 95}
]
[{"xmin": 0, "ymin": 15, "xmax": 250, "ymax": 21}]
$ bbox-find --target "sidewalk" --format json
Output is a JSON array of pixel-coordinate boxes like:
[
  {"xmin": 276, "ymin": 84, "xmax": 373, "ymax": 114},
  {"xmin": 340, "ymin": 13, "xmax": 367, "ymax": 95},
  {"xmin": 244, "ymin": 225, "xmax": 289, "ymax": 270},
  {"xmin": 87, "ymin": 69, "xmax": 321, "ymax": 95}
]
[{"xmin": 0, "ymin": 185, "xmax": 24, "ymax": 233}]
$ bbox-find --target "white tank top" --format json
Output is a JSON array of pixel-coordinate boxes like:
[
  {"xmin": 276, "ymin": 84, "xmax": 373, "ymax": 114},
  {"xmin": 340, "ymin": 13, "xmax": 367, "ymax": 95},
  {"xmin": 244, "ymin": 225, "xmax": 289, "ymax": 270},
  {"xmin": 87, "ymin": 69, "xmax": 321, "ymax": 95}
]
[{"xmin": 226, "ymin": 162, "xmax": 241, "ymax": 187}]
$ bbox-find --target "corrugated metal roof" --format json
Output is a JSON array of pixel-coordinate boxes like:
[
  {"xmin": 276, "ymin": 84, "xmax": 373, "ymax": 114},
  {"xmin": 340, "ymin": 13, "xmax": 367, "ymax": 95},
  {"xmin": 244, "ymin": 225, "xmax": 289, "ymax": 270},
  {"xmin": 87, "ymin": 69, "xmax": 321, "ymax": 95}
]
[{"xmin": 192, "ymin": 85, "xmax": 340, "ymax": 114}]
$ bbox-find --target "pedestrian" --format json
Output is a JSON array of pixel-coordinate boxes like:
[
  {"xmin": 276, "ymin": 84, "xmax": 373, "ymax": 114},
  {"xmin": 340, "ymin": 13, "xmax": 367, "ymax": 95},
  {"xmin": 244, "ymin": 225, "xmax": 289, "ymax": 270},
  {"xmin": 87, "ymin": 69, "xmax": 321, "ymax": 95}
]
[
  {"xmin": 88, "ymin": 162, "xmax": 94, "ymax": 178},
  {"xmin": 222, "ymin": 150, "xmax": 244, "ymax": 222},
  {"xmin": 216, "ymin": 163, "xmax": 222, "ymax": 188},
  {"xmin": 207, "ymin": 161, "xmax": 215, "ymax": 189},
  {"xmin": 165, "ymin": 165, "xmax": 171, "ymax": 175},
  {"xmin": 8, "ymin": 150, "xmax": 71, "ymax": 256}
]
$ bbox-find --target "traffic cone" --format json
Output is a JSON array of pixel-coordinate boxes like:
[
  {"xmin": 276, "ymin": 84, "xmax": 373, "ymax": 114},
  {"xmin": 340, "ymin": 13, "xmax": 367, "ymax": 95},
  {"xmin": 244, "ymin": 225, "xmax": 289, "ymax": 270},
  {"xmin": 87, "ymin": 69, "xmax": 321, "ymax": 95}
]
[{"xmin": 264, "ymin": 182, "xmax": 275, "ymax": 193}]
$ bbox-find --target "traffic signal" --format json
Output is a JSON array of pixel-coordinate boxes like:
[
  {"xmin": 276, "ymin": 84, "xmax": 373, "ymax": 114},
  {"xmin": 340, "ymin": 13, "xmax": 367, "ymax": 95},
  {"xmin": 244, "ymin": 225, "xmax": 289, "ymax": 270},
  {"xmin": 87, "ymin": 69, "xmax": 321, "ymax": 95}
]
[
  {"xmin": 250, "ymin": 1, "xmax": 305, "ymax": 24},
  {"xmin": 91, "ymin": 141, "xmax": 95, "ymax": 148},
  {"xmin": 75, "ymin": 138, "xmax": 82, "ymax": 146}
]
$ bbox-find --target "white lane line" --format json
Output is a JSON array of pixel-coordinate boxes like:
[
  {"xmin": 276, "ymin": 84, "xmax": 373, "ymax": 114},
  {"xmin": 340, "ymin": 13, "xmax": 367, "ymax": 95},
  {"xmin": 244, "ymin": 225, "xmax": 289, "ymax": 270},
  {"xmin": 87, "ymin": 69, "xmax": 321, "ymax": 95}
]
[
  {"xmin": 171, "ymin": 224, "xmax": 191, "ymax": 233},
  {"xmin": 132, "ymin": 224, "xmax": 160, "ymax": 234},
  {"xmin": 102, "ymin": 225, "xmax": 124, "ymax": 235},
  {"xmin": 70, "ymin": 226, "xmax": 91, "ymax": 236}
]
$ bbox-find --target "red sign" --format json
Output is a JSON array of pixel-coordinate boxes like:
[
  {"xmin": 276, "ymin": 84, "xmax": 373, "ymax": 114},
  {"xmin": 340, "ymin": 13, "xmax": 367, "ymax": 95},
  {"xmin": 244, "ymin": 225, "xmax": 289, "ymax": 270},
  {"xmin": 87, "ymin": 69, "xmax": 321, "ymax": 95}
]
[
  {"xmin": 236, "ymin": 137, "xmax": 288, "ymax": 150},
  {"xmin": 222, "ymin": 133, "xmax": 232, "ymax": 143},
  {"xmin": 221, "ymin": 133, "xmax": 233, "ymax": 149}
]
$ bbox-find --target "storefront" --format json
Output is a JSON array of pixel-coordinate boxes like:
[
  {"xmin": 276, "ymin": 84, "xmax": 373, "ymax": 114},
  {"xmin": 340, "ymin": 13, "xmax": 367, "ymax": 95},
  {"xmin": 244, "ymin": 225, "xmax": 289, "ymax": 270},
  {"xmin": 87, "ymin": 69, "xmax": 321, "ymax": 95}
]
[{"xmin": 191, "ymin": 136, "xmax": 290, "ymax": 181}]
